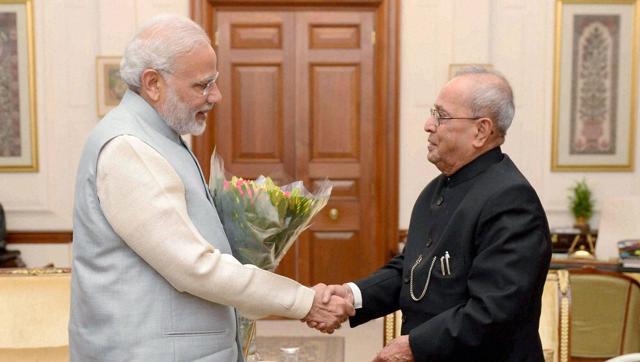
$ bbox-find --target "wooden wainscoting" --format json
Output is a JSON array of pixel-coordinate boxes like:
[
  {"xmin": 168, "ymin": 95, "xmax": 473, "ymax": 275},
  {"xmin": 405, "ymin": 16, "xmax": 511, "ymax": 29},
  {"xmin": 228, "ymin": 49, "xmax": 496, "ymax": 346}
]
[{"xmin": 6, "ymin": 231, "xmax": 72, "ymax": 244}]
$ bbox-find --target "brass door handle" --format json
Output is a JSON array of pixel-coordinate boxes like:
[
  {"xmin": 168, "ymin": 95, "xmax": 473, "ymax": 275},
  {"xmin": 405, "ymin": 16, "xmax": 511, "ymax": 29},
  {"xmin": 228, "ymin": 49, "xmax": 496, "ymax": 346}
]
[{"xmin": 328, "ymin": 208, "xmax": 339, "ymax": 220}]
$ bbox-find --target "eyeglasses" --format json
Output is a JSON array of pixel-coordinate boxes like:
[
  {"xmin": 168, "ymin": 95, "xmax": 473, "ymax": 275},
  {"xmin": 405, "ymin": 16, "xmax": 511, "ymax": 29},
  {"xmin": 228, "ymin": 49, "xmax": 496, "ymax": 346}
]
[
  {"xmin": 429, "ymin": 107, "xmax": 481, "ymax": 128},
  {"xmin": 199, "ymin": 71, "xmax": 219, "ymax": 98},
  {"xmin": 159, "ymin": 69, "xmax": 219, "ymax": 98}
]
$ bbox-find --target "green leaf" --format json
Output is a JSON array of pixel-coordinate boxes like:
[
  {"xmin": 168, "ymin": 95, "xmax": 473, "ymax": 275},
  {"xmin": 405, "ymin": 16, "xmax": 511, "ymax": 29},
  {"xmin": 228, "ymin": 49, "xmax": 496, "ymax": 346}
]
[{"xmin": 568, "ymin": 178, "xmax": 594, "ymax": 219}]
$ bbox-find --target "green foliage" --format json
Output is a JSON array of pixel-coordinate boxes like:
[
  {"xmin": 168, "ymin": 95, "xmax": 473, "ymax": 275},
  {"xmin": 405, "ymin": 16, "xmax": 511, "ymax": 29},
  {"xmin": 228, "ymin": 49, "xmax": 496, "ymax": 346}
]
[{"xmin": 568, "ymin": 179, "xmax": 594, "ymax": 220}]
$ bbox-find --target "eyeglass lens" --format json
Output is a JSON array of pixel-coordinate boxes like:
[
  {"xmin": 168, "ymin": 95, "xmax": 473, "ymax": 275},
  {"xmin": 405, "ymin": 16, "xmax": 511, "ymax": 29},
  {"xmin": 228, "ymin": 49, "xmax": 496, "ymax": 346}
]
[
  {"xmin": 202, "ymin": 72, "xmax": 219, "ymax": 97},
  {"xmin": 430, "ymin": 108, "xmax": 441, "ymax": 126}
]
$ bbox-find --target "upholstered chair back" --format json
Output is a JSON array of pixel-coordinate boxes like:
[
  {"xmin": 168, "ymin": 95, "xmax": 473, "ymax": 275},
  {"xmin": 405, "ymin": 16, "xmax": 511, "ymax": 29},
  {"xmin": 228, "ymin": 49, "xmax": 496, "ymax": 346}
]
[
  {"xmin": 569, "ymin": 268, "xmax": 640, "ymax": 360},
  {"xmin": 0, "ymin": 268, "xmax": 70, "ymax": 362}
]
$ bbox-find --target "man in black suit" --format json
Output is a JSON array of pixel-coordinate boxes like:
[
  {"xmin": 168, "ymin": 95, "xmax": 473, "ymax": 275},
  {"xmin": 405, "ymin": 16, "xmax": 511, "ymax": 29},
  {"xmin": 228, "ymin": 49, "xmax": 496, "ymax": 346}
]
[{"xmin": 313, "ymin": 67, "xmax": 551, "ymax": 361}]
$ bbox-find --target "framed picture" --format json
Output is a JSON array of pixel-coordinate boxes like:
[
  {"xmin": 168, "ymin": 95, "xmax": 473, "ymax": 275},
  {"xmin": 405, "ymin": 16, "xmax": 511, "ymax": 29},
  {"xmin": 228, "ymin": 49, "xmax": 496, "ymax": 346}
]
[
  {"xmin": 0, "ymin": 0, "xmax": 37, "ymax": 172},
  {"xmin": 448, "ymin": 63, "xmax": 492, "ymax": 80},
  {"xmin": 552, "ymin": 0, "xmax": 639, "ymax": 171},
  {"xmin": 96, "ymin": 56, "xmax": 127, "ymax": 117}
]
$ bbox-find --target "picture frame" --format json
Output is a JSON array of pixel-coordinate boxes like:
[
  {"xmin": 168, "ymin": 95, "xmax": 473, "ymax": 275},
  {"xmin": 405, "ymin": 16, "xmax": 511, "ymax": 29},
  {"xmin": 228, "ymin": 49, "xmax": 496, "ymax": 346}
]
[
  {"xmin": 0, "ymin": 0, "xmax": 37, "ymax": 172},
  {"xmin": 448, "ymin": 63, "xmax": 492, "ymax": 80},
  {"xmin": 96, "ymin": 56, "xmax": 127, "ymax": 117},
  {"xmin": 552, "ymin": 0, "xmax": 639, "ymax": 171}
]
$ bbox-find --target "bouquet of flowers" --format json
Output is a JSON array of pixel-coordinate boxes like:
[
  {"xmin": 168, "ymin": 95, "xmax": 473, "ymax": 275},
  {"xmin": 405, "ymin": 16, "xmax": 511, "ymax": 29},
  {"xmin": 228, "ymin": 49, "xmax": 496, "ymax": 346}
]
[{"xmin": 208, "ymin": 152, "xmax": 331, "ymax": 359}]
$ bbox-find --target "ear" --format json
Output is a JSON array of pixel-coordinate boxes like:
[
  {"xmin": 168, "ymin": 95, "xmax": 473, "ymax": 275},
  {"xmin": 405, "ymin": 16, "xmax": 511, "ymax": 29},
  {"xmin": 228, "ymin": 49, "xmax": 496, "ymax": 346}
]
[
  {"xmin": 472, "ymin": 117, "xmax": 495, "ymax": 147},
  {"xmin": 140, "ymin": 69, "xmax": 163, "ymax": 102}
]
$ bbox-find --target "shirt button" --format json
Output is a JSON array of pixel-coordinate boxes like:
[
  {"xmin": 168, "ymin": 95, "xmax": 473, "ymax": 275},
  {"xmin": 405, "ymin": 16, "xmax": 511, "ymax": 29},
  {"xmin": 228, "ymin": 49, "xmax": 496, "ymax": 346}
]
[
  {"xmin": 436, "ymin": 196, "xmax": 444, "ymax": 205},
  {"xmin": 403, "ymin": 276, "xmax": 410, "ymax": 284},
  {"xmin": 426, "ymin": 238, "xmax": 433, "ymax": 248}
]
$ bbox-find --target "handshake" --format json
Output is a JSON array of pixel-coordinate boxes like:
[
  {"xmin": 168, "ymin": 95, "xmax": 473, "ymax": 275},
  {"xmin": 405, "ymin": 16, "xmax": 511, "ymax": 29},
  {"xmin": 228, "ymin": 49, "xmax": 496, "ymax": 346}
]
[{"xmin": 301, "ymin": 283, "xmax": 355, "ymax": 334}]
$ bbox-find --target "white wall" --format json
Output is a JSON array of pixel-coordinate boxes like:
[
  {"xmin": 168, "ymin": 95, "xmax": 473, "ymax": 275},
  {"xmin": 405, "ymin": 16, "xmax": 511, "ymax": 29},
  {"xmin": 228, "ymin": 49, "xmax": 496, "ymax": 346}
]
[
  {"xmin": 2, "ymin": 0, "xmax": 639, "ymax": 266},
  {"xmin": 399, "ymin": 0, "xmax": 640, "ymax": 230}
]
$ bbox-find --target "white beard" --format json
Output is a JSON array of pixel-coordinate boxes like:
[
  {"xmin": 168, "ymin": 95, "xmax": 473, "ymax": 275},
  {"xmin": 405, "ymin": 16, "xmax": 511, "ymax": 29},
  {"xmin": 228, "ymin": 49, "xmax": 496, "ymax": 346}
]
[{"xmin": 159, "ymin": 86, "xmax": 209, "ymax": 136}]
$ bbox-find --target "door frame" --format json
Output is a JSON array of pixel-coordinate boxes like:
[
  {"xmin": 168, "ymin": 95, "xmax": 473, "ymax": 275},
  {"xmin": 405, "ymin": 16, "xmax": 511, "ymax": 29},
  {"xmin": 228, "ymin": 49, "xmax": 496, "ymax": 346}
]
[{"xmin": 190, "ymin": 0, "xmax": 400, "ymax": 266}]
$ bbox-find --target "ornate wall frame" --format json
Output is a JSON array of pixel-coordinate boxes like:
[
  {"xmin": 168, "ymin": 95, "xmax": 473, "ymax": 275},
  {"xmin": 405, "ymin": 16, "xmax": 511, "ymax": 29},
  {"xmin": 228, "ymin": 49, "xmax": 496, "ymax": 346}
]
[{"xmin": 552, "ymin": 0, "xmax": 639, "ymax": 171}]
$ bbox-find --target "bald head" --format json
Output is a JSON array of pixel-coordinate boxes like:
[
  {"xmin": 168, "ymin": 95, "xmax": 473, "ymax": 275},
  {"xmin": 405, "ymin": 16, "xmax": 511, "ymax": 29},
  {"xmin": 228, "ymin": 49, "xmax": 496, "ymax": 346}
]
[
  {"xmin": 450, "ymin": 67, "xmax": 515, "ymax": 137},
  {"xmin": 119, "ymin": 15, "xmax": 211, "ymax": 93}
]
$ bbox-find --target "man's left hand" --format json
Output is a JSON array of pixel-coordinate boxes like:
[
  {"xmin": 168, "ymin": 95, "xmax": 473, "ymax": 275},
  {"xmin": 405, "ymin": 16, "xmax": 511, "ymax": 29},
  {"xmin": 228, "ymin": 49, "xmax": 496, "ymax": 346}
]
[{"xmin": 372, "ymin": 335, "xmax": 414, "ymax": 362}]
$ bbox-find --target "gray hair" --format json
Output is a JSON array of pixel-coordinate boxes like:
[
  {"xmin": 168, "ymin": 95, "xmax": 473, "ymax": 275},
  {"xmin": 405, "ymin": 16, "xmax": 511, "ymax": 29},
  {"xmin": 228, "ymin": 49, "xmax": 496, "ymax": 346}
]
[
  {"xmin": 453, "ymin": 66, "xmax": 514, "ymax": 136},
  {"xmin": 120, "ymin": 15, "xmax": 211, "ymax": 92}
]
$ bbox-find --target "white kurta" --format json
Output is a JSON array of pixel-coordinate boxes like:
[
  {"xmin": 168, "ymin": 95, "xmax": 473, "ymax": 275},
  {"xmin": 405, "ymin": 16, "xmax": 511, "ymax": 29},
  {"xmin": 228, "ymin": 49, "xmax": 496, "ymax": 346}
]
[{"xmin": 96, "ymin": 135, "xmax": 314, "ymax": 320}]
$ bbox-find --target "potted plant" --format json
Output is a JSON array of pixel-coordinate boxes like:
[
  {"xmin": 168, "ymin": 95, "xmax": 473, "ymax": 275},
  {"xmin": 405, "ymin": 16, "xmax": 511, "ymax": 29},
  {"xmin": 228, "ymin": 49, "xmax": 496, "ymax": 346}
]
[{"xmin": 568, "ymin": 178, "xmax": 594, "ymax": 232}]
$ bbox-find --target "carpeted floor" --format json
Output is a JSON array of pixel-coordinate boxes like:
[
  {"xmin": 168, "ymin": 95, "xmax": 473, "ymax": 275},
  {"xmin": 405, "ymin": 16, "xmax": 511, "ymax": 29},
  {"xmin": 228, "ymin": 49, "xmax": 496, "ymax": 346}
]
[{"xmin": 254, "ymin": 336, "xmax": 344, "ymax": 361}]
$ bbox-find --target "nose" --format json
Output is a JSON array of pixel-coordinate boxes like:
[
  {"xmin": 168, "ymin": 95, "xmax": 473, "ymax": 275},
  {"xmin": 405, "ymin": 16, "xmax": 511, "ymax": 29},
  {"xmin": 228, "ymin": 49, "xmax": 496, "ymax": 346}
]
[
  {"xmin": 207, "ymin": 84, "xmax": 222, "ymax": 104},
  {"xmin": 424, "ymin": 115, "xmax": 436, "ymax": 133}
]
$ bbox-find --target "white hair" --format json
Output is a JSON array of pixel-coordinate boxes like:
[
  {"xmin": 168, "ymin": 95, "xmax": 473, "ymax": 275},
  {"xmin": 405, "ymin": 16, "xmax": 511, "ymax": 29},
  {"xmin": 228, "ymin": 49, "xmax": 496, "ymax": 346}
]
[
  {"xmin": 120, "ymin": 15, "xmax": 210, "ymax": 92},
  {"xmin": 453, "ymin": 66, "xmax": 515, "ymax": 136}
]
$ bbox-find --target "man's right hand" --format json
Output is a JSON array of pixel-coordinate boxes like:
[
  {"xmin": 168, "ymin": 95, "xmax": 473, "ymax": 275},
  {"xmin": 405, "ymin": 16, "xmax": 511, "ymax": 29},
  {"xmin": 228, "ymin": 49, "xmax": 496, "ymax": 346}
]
[
  {"xmin": 321, "ymin": 283, "xmax": 354, "ymax": 305},
  {"xmin": 302, "ymin": 283, "xmax": 355, "ymax": 334}
]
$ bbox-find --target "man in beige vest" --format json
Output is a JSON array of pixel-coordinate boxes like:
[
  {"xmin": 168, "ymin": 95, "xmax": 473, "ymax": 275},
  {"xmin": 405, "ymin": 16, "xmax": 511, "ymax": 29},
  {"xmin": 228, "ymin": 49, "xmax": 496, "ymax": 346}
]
[{"xmin": 70, "ymin": 15, "xmax": 352, "ymax": 361}]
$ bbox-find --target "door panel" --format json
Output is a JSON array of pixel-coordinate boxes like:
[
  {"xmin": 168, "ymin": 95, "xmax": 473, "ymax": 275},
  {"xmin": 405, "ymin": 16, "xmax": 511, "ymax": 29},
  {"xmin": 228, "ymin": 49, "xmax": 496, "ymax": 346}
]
[
  {"xmin": 310, "ymin": 64, "xmax": 361, "ymax": 160},
  {"xmin": 230, "ymin": 24, "xmax": 282, "ymax": 49},
  {"xmin": 312, "ymin": 179, "xmax": 358, "ymax": 198},
  {"xmin": 309, "ymin": 25, "xmax": 360, "ymax": 49},
  {"xmin": 309, "ymin": 200, "xmax": 360, "ymax": 231},
  {"xmin": 231, "ymin": 64, "xmax": 283, "ymax": 161},
  {"xmin": 310, "ymin": 231, "xmax": 362, "ymax": 285}
]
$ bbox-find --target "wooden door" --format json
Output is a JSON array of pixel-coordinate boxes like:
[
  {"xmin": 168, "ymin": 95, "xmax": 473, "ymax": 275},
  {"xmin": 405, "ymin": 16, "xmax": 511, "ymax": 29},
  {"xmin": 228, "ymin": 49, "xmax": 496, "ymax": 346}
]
[{"xmin": 207, "ymin": 4, "xmax": 396, "ymax": 286}]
